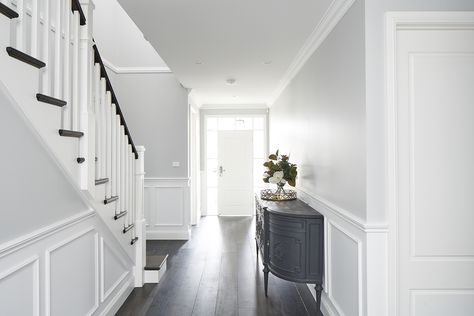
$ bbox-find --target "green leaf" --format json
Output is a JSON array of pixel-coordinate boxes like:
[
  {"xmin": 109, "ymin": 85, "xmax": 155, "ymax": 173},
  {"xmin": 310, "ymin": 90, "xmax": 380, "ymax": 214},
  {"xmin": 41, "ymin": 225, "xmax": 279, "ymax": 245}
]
[
  {"xmin": 276, "ymin": 149, "xmax": 279, "ymax": 156},
  {"xmin": 268, "ymin": 154, "xmax": 277, "ymax": 160},
  {"xmin": 288, "ymin": 179, "xmax": 296, "ymax": 187}
]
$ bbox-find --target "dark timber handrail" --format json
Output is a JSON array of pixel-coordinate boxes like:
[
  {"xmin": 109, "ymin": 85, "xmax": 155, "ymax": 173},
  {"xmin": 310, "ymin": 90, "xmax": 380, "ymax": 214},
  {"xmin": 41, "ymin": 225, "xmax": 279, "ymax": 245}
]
[
  {"xmin": 92, "ymin": 44, "xmax": 138, "ymax": 159},
  {"xmin": 71, "ymin": 0, "xmax": 86, "ymax": 25}
]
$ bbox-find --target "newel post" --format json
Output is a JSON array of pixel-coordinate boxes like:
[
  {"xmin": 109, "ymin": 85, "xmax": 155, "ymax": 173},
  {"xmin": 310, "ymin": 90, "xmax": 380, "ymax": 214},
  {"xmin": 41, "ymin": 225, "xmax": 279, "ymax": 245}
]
[
  {"xmin": 134, "ymin": 146, "xmax": 146, "ymax": 287},
  {"xmin": 78, "ymin": 0, "xmax": 95, "ymax": 194}
]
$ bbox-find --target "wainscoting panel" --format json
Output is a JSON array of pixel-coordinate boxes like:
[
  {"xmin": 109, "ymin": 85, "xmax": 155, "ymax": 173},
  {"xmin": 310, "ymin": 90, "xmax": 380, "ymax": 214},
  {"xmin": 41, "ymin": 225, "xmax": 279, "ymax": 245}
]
[
  {"xmin": 145, "ymin": 178, "xmax": 191, "ymax": 240},
  {"xmin": 297, "ymin": 188, "xmax": 389, "ymax": 316},
  {"xmin": 47, "ymin": 228, "xmax": 99, "ymax": 316},
  {"xmin": 0, "ymin": 210, "xmax": 135, "ymax": 316},
  {"xmin": 328, "ymin": 223, "xmax": 361, "ymax": 316},
  {"xmin": 100, "ymin": 237, "xmax": 129, "ymax": 303},
  {"xmin": 0, "ymin": 256, "xmax": 39, "ymax": 316}
]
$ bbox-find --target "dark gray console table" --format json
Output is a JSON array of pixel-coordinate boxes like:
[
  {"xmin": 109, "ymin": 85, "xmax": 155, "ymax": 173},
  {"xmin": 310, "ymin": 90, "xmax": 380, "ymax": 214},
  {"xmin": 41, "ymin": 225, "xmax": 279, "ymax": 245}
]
[{"xmin": 255, "ymin": 194, "xmax": 324, "ymax": 313}]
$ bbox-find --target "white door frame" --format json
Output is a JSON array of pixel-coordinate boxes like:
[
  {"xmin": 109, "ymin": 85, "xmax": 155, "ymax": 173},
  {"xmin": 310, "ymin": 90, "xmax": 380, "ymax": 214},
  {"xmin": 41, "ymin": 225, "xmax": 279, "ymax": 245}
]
[
  {"xmin": 201, "ymin": 112, "xmax": 269, "ymax": 216},
  {"xmin": 385, "ymin": 11, "xmax": 474, "ymax": 316},
  {"xmin": 189, "ymin": 105, "xmax": 200, "ymax": 225}
]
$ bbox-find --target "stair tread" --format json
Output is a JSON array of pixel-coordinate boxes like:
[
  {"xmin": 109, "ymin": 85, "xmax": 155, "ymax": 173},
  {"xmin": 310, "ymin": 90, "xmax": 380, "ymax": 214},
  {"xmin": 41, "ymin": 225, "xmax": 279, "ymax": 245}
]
[
  {"xmin": 95, "ymin": 178, "xmax": 109, "ymax": 185},
  {"xmin": 58, "ymin": 129, "xmax": 84, "ymax": 138},
  {"xmin": 0, "ymin": 3, "xmax": 19, "ymax": 19},
  {"xmin": 145, "ymin": 254, "xmax": 168, "ymax": 271},
  {"xmin": 36, "ymin": 93, "xmax": 67, "ymax": 107},
  {"xmin": 6, "ymin": 47, "xmax": 45, "ymax": 69}
]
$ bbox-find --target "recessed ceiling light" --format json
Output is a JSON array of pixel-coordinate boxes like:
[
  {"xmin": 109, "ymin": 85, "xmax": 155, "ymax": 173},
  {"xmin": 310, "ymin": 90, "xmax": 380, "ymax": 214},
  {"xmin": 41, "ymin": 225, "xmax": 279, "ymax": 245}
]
[
  {"xmin": 232, "ymin": 95, "xmax": 237, "ymax": 98},
  {"xmin": 195, "ymin": 60, "xmax": 203, "ymax": 65},
  {"xmin": 263, "ymin": 60, "xmax": 272, "ymax": 65},
  {"xmin": 226, "ymin": 78, "xmax": 236, "ymax": 85}
]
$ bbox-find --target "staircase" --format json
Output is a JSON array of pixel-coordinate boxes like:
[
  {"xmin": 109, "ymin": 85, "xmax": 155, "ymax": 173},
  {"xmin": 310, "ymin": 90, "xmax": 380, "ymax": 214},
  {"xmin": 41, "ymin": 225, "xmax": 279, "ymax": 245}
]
[{"xmin": 0, "ymin": 0, "xmax": 164, "ymax": 304}]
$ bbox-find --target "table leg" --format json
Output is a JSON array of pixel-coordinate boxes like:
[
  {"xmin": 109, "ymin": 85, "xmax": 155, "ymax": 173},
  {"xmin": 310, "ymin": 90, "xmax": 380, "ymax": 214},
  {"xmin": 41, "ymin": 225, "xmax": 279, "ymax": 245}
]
[
  {"xmin": 263, "ymin": 264, "xmax": 269, "ymax": 297},
  {"xmin": 315, "ymin": 282, "xmax": 323, "ymax": 314}
]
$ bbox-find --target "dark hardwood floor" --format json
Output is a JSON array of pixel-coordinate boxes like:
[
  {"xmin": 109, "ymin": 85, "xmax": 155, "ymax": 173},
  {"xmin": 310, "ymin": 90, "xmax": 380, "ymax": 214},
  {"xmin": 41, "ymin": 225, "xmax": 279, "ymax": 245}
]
[{"xmin": 117, "ymin": 216, "xmax": 320, "ymax": 316}]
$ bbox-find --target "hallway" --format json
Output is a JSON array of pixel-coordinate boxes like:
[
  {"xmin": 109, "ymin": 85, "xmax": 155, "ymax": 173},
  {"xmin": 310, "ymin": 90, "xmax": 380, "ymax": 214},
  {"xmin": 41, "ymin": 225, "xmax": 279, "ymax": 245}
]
[{"xmin": 117, "ymin": 216, "xmax": 320, "ymax": 316}]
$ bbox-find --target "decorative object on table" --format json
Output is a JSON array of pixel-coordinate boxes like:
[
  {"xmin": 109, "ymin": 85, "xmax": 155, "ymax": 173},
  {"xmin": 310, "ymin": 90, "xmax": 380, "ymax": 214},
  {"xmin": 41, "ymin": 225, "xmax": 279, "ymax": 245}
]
[{"xmin": 261, "ymin": 150, "xmax": 297, "ymax": 201}]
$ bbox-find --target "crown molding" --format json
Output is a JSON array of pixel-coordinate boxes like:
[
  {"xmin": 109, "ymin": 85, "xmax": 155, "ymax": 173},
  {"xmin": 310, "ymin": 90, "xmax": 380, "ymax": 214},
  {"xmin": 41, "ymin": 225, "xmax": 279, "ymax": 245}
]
[
  {"xmin": 267, "ymin": 0, "xmax": 356, "ymax": 106},
  {"xmin": 103, "ymin": 58, "xmax": 172, "ymax": 74}
]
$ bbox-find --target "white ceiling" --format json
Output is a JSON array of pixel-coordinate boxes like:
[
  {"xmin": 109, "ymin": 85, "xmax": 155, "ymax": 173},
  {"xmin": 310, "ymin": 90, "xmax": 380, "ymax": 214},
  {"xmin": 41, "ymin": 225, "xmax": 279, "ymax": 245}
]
[
  {"xmin": 93, "ymin": 0, "xmax": 168, "ymax": 69},
  {"xmin": 117, "ymin": 0, "xmax": 334, "ymax": 105}
]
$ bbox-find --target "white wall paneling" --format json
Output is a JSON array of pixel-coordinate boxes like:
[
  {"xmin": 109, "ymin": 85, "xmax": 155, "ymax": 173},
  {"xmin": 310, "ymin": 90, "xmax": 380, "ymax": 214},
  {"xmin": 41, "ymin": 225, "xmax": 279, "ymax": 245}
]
[
  {"xmin": 297, "ymin": 189, "xmax": 388, "ymax": 316},
  {"xmin": 100, "ymin": 237, "xmax": 129, "ymax": 303},
  {"xmin": 0, "ymin": 256, "xmax": 39, "ymax": 316},
  {"xmin": 0, "ymin": 211, "xmax": 135, "ymax": 316},
  {"xmin": 144, "ymin": 178, "xmax": 191, "ymax": 240}
]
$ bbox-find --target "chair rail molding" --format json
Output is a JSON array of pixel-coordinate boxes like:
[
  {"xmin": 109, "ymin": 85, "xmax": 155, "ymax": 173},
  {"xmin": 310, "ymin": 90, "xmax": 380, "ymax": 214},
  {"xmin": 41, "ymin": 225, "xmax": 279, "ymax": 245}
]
[
  {"xmin": 297, "ymin": 187, "xmax": 388, "ymax": 316},
  {"xmin": 144, "ymin": 177, "xmax": 191, "ymax": 240}
]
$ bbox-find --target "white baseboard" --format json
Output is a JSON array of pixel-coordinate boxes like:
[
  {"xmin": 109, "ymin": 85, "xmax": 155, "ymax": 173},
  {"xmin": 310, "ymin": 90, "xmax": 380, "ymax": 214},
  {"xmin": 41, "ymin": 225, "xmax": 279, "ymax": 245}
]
[
  {"xmin": 146, "ymin": 229, "xmax": 190, "ymax": 240},
  {"xmin": 98, "ymin": 277, "xmax": 134, "ymax": 316}
]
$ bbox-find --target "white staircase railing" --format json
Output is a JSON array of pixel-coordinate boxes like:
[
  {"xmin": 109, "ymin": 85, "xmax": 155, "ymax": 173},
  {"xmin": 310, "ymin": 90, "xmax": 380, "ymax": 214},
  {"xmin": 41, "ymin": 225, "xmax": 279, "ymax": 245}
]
[{"xmin": 0, "ymin": 0, "xmax": 146, "ymax": 286}]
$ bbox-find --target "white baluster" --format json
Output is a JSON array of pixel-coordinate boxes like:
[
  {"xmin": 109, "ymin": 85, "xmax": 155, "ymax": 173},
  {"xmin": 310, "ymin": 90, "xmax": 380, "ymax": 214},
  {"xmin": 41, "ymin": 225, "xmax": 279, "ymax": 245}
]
[
  {"xmin": 94, "ymin": 64, "xmax": 101, "ymax": 179},
  {"xmin": 53, "ymin": 0, "xmax": 62, "ymax": 99},
  {"xmin": 40, "ymin": 0, "xmax": 50, "ymax": 94},
  {"xmin": 99, "ymin": 78, "xmax": 106, "ymax": 181},
  {"xmin": 132, "ymin": 152, "xmax": 136, "ymax": 229},
  {"xmin": 123, "ymin": 131, "xmax": 129, "ymax": 226},
  {"xmin": 61, "ymin": 1, "xmax": 71, "ymax": 130},
  {"xmin": 110, "ymin": 104, "xmax": 117, "ymax": 198},
  {"xmin": 127, "ymin": 145, "xmax": 131, "ymax": 225},
  {"xmin": 105, "ymin": 91, "xmax": 112, "ymax": 198},
  {"xmin": 120, "ymin": 127, "xmax": 126, "ymax": 220},
  {"xmin": 71, "ymin": 11, "xmax": 80, "ymax": 131},
  {"xmin": 116, "ymin": 116, "xmax": 122, "ymax": 214},
  {"xmin": 30, "ymin": 0, "xmax": 39, "ymax": 57},
  {"xmin": 15, "ymin": 0, "xmax": 24, "ymax": 50}
]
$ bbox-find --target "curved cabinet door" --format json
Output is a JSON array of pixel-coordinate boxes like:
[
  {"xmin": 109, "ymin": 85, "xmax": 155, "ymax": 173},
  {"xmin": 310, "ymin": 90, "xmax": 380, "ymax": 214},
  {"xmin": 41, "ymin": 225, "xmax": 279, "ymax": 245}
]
[{"xmin": 269, "ymin": 228, "xmax": 306, "ymax": 280}]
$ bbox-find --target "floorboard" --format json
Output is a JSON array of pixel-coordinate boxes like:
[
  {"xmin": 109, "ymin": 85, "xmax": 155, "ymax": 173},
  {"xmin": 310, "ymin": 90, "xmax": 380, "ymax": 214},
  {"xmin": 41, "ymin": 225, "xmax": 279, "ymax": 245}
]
[{"xmin": 116, "ymin": 216, "xmax": 320, "ymax": 316}]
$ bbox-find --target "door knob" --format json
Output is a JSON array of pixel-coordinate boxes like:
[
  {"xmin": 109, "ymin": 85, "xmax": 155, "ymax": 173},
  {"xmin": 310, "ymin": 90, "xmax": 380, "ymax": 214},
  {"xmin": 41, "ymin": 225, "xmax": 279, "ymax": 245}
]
[{"xmin": 219, "ymin": 166, "xmax": 226, "ymax": 177}]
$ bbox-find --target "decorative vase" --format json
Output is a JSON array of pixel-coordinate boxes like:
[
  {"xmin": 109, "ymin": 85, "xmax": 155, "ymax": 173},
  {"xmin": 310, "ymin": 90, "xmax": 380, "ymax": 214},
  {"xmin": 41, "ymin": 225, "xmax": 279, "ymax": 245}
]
[{"xmin": 275, "ymin": 182, "xmax": 286, "ymax": 194}]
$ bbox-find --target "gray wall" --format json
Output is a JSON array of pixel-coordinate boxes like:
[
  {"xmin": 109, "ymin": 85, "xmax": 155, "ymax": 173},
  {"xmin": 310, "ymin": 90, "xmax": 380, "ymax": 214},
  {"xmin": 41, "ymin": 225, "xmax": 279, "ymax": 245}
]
[
  {"xmin": 364, "ymin": 0, "xmax": 474, "ymax": 222},
  {"xmin": 270, "ymin": 0, "xmax": 367, "ymax": 220},
  {"xmin": 0, "ymin": 84, "xmax": 89, "ymax": 244},
  {"xmin": 108, "ymin": 71, "xmax": 189, "ymax": 178}
]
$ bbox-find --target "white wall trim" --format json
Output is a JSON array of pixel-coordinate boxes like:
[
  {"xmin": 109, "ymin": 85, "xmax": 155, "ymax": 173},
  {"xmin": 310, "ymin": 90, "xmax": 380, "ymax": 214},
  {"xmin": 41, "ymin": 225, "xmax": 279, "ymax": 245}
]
[
  {"xmin": 97, "ymin": 277, "xmax": 134, "ymax": 316},
  {"xmin": 99, "ymin": 237, "xmax": 130, "ymax": 303},
  {"xmin": 0, "ymin": 209, "xmax": 95, "ymax": 259},
  {"xmin": 144, "ymin": 178, "xmax": 191, "ymax": 240},
  {"xmin": 327, "ymin": 221, "xmax": 364, "ymax": 316},
  {"xmin": 297, "ymin": 187, "xmax": 388, "ymax": 233},
  {"xmin": 385, "ymin": 11, "xmax": 474, "ymax": 316},
  {"xmin": 0, "ymin": 256, "xmax": 40, "ymax": 316},
  {"xmin": 44, "ymin": 227, "xmax": 99, "ymax": 316},
  {"xmin": 267, "ymin": 0, "xmax": 356, "ymax": 106},
  {"xmin": 102, "ymin": 58, "xmax": 172, "ymax": 74}
]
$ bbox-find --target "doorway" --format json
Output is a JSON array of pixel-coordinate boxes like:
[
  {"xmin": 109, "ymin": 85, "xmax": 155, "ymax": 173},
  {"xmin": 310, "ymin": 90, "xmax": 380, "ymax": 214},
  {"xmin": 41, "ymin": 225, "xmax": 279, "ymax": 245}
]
[
  {"xmin": 386, "ymin": 12, "xmax": 474, "ymax": 316},
  {"xmin": 203, "ymin": 114, "xmax": 267, "ymax": 216}
]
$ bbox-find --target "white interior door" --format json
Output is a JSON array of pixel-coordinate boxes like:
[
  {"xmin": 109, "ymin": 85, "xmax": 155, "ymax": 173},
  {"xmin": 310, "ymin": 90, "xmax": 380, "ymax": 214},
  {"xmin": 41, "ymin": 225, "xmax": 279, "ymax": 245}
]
[
  {"xmin": 394, "ymin": 22, "xmax": 474, "ymax": 315},
  {"xmin": 217, "ymin": 130, "xmax": 253, "ymax": 216}
]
